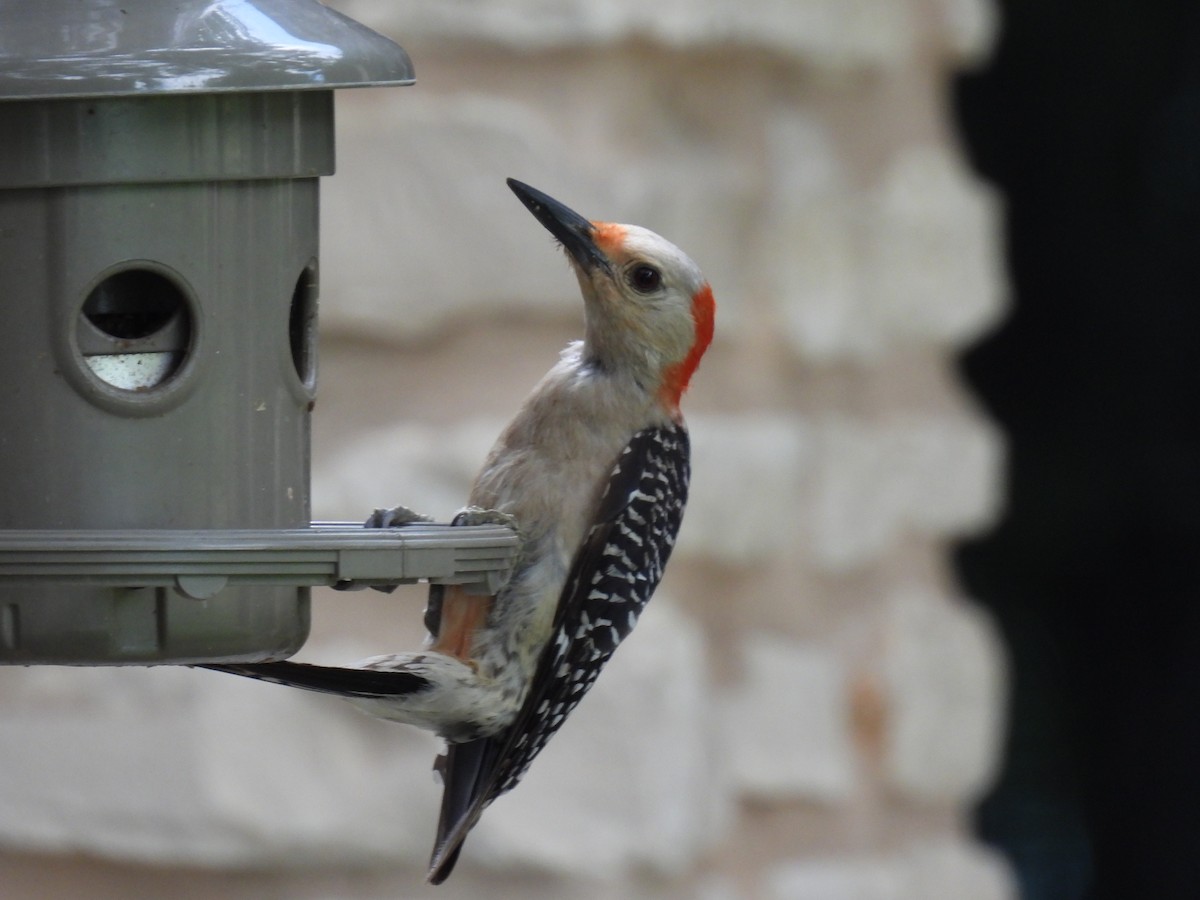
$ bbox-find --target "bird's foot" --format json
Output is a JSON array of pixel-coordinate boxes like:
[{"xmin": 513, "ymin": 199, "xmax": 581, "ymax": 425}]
[
  {"xmin": 365, "ymin": 505, "xmax": 435, "ymax": 529},
  {"xmin": 450, "ymin": 506, "xmax": 519, "ymax": 532}
]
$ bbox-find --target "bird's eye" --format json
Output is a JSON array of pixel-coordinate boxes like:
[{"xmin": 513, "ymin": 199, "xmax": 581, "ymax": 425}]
[{"xmin": 628, "ymin": 264, "xmax": 662, "ymax": 293}]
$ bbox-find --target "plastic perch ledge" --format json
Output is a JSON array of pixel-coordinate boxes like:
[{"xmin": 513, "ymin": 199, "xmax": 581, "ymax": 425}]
[{"xmin": 0, "ymin": 522, "xmax": 519, "ymax": 601}]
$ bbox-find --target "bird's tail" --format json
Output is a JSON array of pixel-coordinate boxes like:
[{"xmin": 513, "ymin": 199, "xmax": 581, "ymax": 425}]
[
  {"xmin": 196, "ymin": 661, "xmax": 431, "ymax": 698},
  {"xmin": 428, "ymin": 737, "xmax": 502, "ymax": 884}
]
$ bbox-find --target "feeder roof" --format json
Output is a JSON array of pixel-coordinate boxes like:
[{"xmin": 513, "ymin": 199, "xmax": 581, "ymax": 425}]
[{"xmin": 0, "ymin": 0, "xmax": 414, "ymax": 101}]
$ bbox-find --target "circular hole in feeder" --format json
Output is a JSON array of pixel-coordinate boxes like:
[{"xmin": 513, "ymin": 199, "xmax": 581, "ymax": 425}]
[
  {"xmin": 289, "ymin": 261, "xmax": 318, "ymax": 390},
  {"xmin": 79, "ymin": 268, "xmax": 192, "ymax": 391}
]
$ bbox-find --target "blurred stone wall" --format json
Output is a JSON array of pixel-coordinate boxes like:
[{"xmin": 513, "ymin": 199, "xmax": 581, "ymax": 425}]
[{"xmin": 1, "ymin": 1, "xmax": 1017, "ymax": 897}]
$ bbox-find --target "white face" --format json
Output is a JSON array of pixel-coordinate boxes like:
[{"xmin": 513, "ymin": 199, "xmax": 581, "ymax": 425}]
[
  {"xmin": 505, "ymin": 180, "xmax": 710, "ymax": 381},
  {"xmin": 575, "ymin": 223, "xmax": 708, "ymax": 376}
]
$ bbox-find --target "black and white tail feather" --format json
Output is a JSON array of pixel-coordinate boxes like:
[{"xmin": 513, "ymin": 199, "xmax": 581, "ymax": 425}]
[{"xmin": 195, "ymin": 660, "xmax": 432, "ymax": 697}]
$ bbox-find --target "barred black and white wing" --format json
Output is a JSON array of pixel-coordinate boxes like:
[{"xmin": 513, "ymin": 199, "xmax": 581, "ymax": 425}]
[
  {"xmin": 494, "ymin": 422, "xmax": 690, "ymax": 793},
  {"xmin": 428, "ymin": 422, "xmax": 690, "ymax": 883}
]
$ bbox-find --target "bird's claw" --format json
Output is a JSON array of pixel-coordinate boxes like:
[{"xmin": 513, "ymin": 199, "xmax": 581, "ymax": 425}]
[
  {"xmin": 450, "ymin": 506, "xmax": 519, "ymax": 532},
  {"xmin": 365, "ymin": 505, "xmax": 435, "ymax": 529}
]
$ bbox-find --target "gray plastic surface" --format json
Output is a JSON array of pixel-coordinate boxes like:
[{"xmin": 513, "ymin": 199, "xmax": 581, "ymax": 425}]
[
  {"xmin": 0, "ymin": 0, "xmax": 426, "ymax": 665},
  {"xmin": 0, "ymin": 523, "xmax": 518, "ymax": 664},
  {"xmin": 0, "ymin": 0, "xmax": 415, "ymax": 100},
  {"xmin": 0, "ymin": 162, "xmax": 322, "ymax": 664},
  {"xmin": 0, "ymin": 92, "xmax": 335, "ymax": 188},
  {"xmin": 0, "ymin": 524, "xmax": 519, "ymax": 595}
]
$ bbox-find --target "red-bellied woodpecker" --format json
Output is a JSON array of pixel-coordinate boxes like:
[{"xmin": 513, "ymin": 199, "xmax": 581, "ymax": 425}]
[{"xmin": 200, "ymin": 178, "xmax": 715, "ymax": 883}]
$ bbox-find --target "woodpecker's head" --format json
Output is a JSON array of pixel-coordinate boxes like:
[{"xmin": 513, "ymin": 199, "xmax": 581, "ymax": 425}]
[{"xmin": 508, "ymin": 178, "xmax": 715, "ymax": 416}]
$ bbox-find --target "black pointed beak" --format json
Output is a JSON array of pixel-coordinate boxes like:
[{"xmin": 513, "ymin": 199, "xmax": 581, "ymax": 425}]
[{"xmin": 507, "ymin": 178, "xmax": 611, "ymax": 274}]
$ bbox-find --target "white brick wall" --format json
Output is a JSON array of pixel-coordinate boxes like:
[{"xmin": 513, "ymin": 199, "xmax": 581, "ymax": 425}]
[
  {"xmin": 767, "ymin": 841, "xmax": 1016, "ymax": 900},
  {"xmin": 722, "ymin": 634, "xmax": 857, "ymax": 802},
  {"xmin": 0, "ymin": 0, "xmax": 1012, "ymax": 896},
  {"xmin": 880, "ymin": 590, "xmax": 1007, "ymax": 803}
]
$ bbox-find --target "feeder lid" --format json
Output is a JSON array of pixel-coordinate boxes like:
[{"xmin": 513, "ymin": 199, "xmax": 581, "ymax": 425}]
[{"xmin": 0, "ymin": 0, "xmax": 414, "ymax": 101}]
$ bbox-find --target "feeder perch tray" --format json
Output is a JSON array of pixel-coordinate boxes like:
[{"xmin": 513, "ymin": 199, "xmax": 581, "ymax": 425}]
[{"xmin": 0, "ymin": 523, "xmax": 519, "ymax": 600}]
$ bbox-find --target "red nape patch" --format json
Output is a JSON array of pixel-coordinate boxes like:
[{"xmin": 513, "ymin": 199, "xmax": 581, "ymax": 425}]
[
  {"xmin": 659, "ymin": 283, "xmax": 716, "ymax": 415},
  {"xmin": 591, "ymin": 221, "xmax": 627, "ymax": 255}
]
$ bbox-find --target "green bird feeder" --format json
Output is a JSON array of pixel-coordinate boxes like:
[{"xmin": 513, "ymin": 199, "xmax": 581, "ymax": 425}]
[{"xmin": 0, "ymin": 0, "xmax": 516, "ymax": 664}]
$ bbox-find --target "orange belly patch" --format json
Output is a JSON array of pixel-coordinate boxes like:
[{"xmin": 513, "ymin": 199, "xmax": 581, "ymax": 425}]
[{"xmin": 430, "ymin": 585, "xmax": 491, "ymax": 662}]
